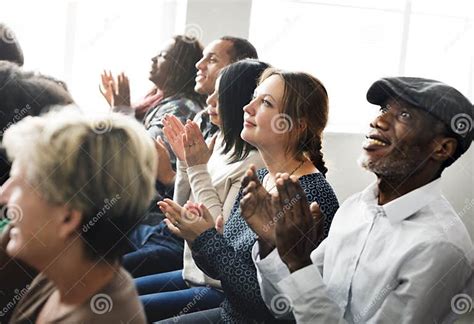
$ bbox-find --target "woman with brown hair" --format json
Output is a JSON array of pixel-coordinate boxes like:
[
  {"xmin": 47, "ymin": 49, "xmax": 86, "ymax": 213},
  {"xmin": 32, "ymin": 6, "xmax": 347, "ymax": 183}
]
[{"xmin": 159, "ymin": 68, "xmax": 339, "ymax": 322}]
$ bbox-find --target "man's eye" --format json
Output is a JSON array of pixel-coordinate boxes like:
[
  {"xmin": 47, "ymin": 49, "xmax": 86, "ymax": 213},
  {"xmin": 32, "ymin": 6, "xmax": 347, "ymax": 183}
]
[{"xmin": 400, "ymin": 111, "xmax": 411, "ymax": 119}]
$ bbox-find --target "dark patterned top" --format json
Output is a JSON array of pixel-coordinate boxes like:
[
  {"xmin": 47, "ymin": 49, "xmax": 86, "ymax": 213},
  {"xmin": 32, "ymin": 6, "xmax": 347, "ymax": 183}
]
[{"xmin": 192, "ymin": 168, "xmax": 339, "ymax": 323}]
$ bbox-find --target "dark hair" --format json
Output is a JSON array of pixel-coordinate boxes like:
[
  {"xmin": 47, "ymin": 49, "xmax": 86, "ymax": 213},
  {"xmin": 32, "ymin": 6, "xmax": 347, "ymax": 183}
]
[
  {"xmin": 0, "ymin": 61, "xmax": 73, "ymax": 185},
  {"xmin": 220, "ymin": 36, "xmax": 258, "ymax": 62},
  {"xmin": 0, "ymin": 24, "xmax": 24, "ymax": 66},
  {"xmin": 165, "ymin": 35, "xmax": 206, "ymax": 105},
  {"xmin": 0, "ymin": 62, "xmax": 74, "ymax": 140},
  {"xmin": 259, "ymin": 68, "xmax": 329, "ymax": 176},
  {"xmin": 218, "ymin": 59, "xmax": 269, "ymax": 163}
]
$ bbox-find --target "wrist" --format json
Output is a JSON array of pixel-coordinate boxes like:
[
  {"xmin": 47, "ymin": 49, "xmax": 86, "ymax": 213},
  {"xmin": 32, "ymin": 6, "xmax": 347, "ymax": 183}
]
[
  {"xmin": 258, "ymin": 239, "xmax": 275, "ymax": 259},
  {"xmin": 285, "ymin": 258, "xmax": 312, "ymax": 273}
]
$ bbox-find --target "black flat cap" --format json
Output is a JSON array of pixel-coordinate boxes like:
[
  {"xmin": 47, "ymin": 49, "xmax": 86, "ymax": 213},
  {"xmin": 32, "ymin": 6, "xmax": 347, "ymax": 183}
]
[{"xmin": 367, "ymin": 77, "xmax": 474, "ymax": 155}]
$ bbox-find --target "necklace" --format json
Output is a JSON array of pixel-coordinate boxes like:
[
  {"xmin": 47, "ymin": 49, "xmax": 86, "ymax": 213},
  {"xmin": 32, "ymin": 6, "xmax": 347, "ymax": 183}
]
[{"xmin": 263, "ymin": 159, "xmax": 306, "ymax": 193}]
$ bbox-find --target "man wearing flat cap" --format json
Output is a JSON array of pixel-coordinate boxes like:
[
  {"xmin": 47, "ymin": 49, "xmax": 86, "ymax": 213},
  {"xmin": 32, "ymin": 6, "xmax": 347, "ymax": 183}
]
[{"xmin": 246, "ymin": 77, "xmax": 474, "ymax": 323}]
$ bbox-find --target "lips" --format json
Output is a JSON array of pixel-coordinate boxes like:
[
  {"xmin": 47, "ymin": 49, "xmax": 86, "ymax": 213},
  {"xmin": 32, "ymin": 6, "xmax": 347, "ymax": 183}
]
[
  {"xmin": 207, "ymin": 107, "xmax": 217, "ymax": 116},
  {"xmin": 244, "ymin": 119, "xmax": 256, "ymax": 127},
  {"xmin": 196, "ymin": 73, "xmax": 206, "ymax": 82},
  {"xmin": 363, "ymin": 133, "xmax": 391, "ymax": 150}
]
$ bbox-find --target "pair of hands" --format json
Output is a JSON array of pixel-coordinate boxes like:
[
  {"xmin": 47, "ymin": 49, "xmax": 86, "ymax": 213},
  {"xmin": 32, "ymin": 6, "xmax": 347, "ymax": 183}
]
[
  {"xmin": 163, "ymin": 114, "xmax": 217, "ymax": 167},
  {"xmin": 158, "ymin": 199, "xmax": 224, "ymax": 246},
  {"xmin": 99, "ymin": 70, "xmax": 131, "ymax": 108},
  {"xmin": 241, "ymin": 165, "xmax": 325, "ymax": 272}
]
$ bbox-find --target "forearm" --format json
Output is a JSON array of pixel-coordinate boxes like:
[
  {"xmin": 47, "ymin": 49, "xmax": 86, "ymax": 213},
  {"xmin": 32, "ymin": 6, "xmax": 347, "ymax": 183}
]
[
  {"xmin": 187, "ymin": 164, "xmax": 223, "ymax": 218},
  {"xmin": 173, "ymin": 159, "xmax": 191, "ymax": 206},
  {"xmin": 278, "ymin": 265, "xmax": 346, "ymax": 323}
]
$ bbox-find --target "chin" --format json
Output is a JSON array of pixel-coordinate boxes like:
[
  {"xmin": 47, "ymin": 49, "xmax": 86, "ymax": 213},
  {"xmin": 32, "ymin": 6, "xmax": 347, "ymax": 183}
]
[{"xmin": 240, "ymin": 129, "xmax": 255, "ymax": 146}]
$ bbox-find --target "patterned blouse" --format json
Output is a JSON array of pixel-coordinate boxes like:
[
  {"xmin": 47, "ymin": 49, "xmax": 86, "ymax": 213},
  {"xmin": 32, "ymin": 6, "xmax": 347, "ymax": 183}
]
[{"xmin": 192, "ymin": 168, "xmax": 340, "ymax": 323}]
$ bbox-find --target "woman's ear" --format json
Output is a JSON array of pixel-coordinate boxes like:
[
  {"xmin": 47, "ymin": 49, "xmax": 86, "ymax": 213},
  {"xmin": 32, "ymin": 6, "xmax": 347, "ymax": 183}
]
[
  {"xmin": 431, "ymin": 136, "xmax": 458, "ymax": 163},
  {"xmin": 58, "ymin": 209, "xmax": 83, "ymax": 240},
  {"xmin": 298, "ymin": 120, "xmax": 307, "ymax": 132}
]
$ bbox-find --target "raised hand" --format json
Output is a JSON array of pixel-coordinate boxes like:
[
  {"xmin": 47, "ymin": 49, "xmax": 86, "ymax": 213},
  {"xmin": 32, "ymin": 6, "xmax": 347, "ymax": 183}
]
[
  {"xmin": 114, "ymin": 73, "xmax": 131, "ymax": 107},
  {"xmin": 154, "ymin": 136, "xmax": 176, "ymax": 186},
  {"xmin": 240, "ymin": 165, "xmax": 278, "ymax": 250},
  {"xmin": 182, "ymin": 121, "xmax": 216, "ymax": 166},
  {"xmin": 163, "ymin": 115, "xmax": 186, "ymax": 161},
  {"xmin": 99, "ymin": 70, "xmax": 115, "ymax": 107},
  {"xmin": 159, "ymin": 199, "xmax": 215, "ymax": 245},
  {"xmin": 273, "ymin": 173, "xmax": 325, "ymax": 273},
  {"xmin": 99, "ymin": 71, "xmax": 131, "ymax": 108}
]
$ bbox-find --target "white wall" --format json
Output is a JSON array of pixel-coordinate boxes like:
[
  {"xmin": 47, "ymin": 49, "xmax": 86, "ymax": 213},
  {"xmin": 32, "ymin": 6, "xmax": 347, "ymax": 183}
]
[{"xmin": 185, "ymin": 0, "xmax": 252, "ymax": 45}]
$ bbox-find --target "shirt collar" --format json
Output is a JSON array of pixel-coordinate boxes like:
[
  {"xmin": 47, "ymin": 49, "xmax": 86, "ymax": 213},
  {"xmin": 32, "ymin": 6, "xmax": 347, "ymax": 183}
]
[{"xmin": 361, "ymin": 178, "xmax": 443, "ymax": 224}]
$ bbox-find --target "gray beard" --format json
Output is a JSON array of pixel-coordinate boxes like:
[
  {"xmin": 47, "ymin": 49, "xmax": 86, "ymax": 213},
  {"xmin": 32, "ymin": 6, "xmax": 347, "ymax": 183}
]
[{"xmin": 357, "ymin": 145, "xmax": 429, "ymax": 184}]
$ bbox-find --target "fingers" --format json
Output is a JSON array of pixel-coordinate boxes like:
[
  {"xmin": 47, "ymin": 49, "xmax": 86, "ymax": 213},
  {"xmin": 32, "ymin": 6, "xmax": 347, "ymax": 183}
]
[
  {"xmin": 242, "ymin": 180, "xmax": 257, "ymax": 196},
  {"xmin": 182, "ymin": 131, "xmax": 191, "ymax": 149},
  {"xmin": 309, "ymin": 202, "xmax": 322, "ymax": 220},
  {"xmin": 242, "ymin": 165, "xmax": 258, "ymax": 188},
  {"xmin": 163, "ymin": 218, "xmax": 181, "ymax": 236},
  {"xmin": 163, "ymin": 124, "xmax": 178, "ymax": 142},
  {"xmin": 215, "ymin": 215, "xmax": 224, "ymax": 234},
  {"xmin": 154, "ymin": 136, "xmax": 167, "ymax": 154},
  {"xmin": 168, "ymin": 115, "xmax": 185, "ymax": 133},
  {"xmin": 197, "ymin": 203, "xmax": 212, "ymax": 222},
  {"xmin": 157, "ymin": 200, "xmax": 180, "ymax": 223},
  {"xmin": 162, "ymin": 198, "xmax": 183, "ymax": 214}
]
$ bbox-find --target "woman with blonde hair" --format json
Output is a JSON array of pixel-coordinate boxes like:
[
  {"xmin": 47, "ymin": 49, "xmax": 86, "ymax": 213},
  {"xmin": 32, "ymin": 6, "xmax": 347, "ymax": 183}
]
[{"xmin": 1, "ymin": 109, "xmax": 156, "ymax": 323}]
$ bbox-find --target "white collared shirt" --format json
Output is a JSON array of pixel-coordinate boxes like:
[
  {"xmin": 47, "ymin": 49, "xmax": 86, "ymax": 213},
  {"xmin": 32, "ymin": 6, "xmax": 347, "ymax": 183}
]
[{"xmin": 252, "ymin": 179, "xmax": 474, "ymax": 323}]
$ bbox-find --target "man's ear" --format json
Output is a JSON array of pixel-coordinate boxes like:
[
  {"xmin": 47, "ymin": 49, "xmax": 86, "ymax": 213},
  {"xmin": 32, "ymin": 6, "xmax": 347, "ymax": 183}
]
[
  {"xmin": 58, "ymin": 209, "xmax": 83, "ymax": 240},
  {"xmin": 431, "ymin": 136, "xmax": 458, "ymax": 163}
]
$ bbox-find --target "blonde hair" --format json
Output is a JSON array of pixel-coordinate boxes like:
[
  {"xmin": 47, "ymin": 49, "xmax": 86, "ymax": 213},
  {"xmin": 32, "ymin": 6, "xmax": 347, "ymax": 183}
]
[{"xmin": 2, "ymin": 108, "xmax": 157, "ymax": 260}]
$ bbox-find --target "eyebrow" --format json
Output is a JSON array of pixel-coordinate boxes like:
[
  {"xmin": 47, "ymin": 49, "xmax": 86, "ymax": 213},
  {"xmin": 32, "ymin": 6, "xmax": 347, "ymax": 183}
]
[
  {"xmin": 205, "ymin": 52, "xmax": 219, "ymax": 58},
  {"xmin": 259, "ymin": 93, "xmax": 277, "ymax": 102}
]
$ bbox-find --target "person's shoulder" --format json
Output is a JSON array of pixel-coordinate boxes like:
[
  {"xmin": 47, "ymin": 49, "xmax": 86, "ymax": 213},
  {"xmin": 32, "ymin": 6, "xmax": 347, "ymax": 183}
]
[
  {"xmin": 76, "ymin": 268, "xmax": 146, "ymax": 323},
  {"xmin": 299, "ymin": 173, "xmax": 338, "ymax": 198},
  {"xmin": 167, "ymin": 94, "xmax": 203, "ymax": 110}
]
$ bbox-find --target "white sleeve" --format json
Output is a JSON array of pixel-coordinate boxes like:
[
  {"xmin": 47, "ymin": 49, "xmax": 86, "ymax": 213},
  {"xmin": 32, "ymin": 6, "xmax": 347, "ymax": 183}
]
[
  {"xmin": 252, "ymin": 243, "xmax": 293, "ymax": 319},
  {"xmin": 278, "ymin": 241, "xmax": 472, "ymax": 324},
  {"xmin": 173, "ymin": 159, "xmax": 190, "ymax": 205},
  {"xmin": 252, "ymin": 239, "xmax": 328, "ymax": 320}
]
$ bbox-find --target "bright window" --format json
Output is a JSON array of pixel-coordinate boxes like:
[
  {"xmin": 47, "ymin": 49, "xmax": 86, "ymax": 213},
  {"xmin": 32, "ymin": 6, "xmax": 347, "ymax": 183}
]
[
  {"xmin": 249, "ymin": 0, "xmax": 474, "ymax": 132},
  {"xmin": 3, "ymin": 0, "xmax": 187, "ymax": 112}
]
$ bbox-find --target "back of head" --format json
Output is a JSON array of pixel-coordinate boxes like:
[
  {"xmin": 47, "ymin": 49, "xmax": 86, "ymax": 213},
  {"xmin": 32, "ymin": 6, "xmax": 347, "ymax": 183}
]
[
  {"xmin": 220, "ymin": 36, "xmax": 258, "ymax": 62},
  {"xmin": 219, "ymin": 59, "xmax": 269, "ymax": 162},
  {"xmin": 0, "ymin": 23, "xmax": 24, "ymax": 66},
  {"xmin": 0, "ymin": 61, "xmax": 73, "ymax": 185},
  {"xmin": 0, "ymin": 61, "xmax": 73, "ymax": 140},
  {"xmin": 2, "ymin": 109, "xmax": 157, "ymax": 261},
  {"xmin": 259, "ymin": 68, "xmax": 329, "ymax": 176}
]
